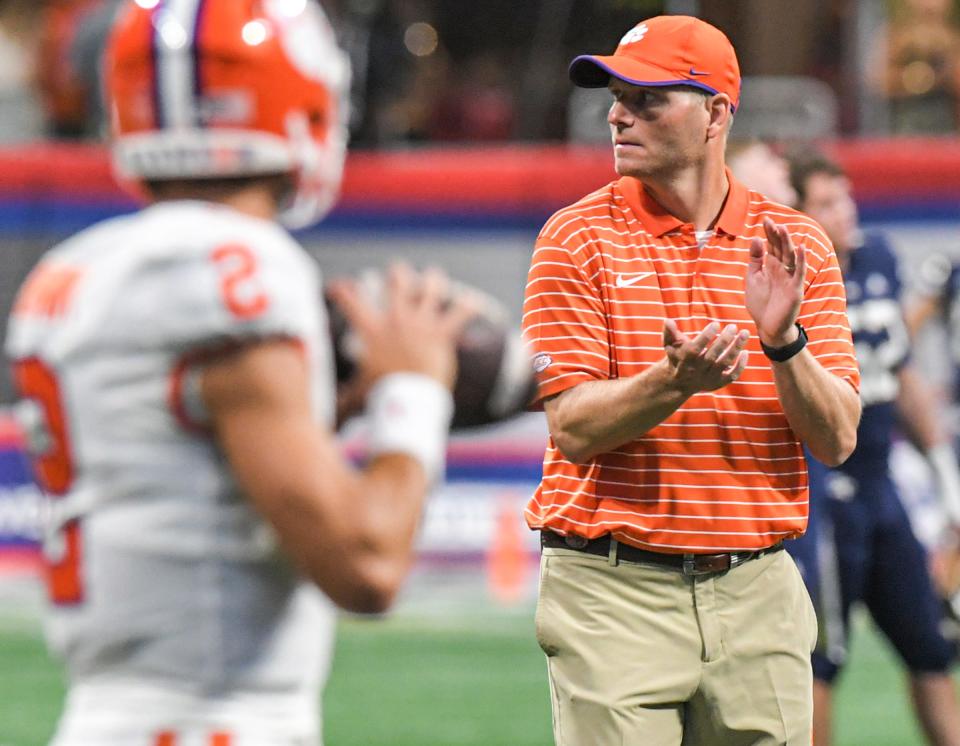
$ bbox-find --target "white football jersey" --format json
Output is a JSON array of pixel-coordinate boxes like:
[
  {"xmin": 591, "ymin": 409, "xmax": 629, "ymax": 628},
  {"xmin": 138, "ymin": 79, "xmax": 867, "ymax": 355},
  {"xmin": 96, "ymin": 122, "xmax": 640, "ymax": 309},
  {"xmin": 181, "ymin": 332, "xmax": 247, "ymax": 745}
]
[{"xmin": 5, "ymin": 201, "xmax": 337, "ymax": 737}]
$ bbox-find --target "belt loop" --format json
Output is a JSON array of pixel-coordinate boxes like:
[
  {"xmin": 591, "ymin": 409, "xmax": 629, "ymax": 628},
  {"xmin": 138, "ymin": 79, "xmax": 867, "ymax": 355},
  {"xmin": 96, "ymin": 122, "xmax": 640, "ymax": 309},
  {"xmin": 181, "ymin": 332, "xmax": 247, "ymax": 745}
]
[{"xmin": 608, "ymin": 537, "xmax": 619, "ymax": 567}]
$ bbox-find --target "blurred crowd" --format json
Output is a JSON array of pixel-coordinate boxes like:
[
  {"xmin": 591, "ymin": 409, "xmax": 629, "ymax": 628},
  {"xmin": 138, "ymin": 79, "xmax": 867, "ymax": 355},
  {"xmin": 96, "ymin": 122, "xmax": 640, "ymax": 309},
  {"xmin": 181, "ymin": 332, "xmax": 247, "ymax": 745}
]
[
  {"xmin": 3, "ymin": 0, "xmax": 960, "ymax": 147},
  {"xmin": 869, "ymin": 0, "xmax": 960, "ymax": 134}
]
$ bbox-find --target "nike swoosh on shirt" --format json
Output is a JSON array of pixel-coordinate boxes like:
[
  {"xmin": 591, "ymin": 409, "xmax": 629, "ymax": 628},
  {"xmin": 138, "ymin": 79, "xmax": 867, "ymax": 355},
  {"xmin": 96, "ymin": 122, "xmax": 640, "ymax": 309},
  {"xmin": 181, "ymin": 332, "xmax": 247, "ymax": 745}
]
[{"xmin": 615, "ymin": 272, "xmax": 655, "ymax": 288}]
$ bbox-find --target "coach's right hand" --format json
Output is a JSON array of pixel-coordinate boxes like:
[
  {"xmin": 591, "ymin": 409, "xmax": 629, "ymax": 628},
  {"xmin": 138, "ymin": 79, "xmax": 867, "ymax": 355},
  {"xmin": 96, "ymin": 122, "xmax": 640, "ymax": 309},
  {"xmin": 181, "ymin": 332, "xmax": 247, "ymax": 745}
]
[{"xmin": 662, "ymin": 319, "xmax": 749, "ymax": 394}]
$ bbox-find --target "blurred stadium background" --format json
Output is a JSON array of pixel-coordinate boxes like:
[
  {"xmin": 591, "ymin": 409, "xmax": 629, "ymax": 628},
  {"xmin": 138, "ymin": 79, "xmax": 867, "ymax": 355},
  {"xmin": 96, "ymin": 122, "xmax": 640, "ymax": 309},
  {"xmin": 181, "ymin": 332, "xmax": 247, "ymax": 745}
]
[{"xmin": 3, "ymin": 0, "xmax": 960, "ymax": 744}]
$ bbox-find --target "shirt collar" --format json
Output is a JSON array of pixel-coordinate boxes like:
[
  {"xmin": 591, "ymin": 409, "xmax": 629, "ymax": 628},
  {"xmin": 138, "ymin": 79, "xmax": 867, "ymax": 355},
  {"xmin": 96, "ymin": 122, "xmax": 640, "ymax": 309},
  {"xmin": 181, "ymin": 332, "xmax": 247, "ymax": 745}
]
[{"xmin": 619, "ymin": 167, "xmax": 750, "ymax": 238}]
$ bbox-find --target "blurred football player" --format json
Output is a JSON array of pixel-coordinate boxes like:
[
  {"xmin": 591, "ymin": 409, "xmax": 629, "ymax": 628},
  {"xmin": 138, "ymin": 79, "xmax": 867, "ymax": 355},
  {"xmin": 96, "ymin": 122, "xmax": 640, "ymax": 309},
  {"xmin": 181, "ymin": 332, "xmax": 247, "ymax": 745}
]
[
  {"xmin": 907, "ymin": 224, "xmax": 960, "ymax": 646},
  {"xmin": 908, "ymin": 250, "xmax": 960, "ymax": 423},
  {"xmin": 727, "ymin": 139, "xmax": 798, "ymax": 209},
  {"xmin": 5, "ymin": 1, "xmax": 469, "ymax": 744},
  {"xmin": 785, "ymin": 149, "xmax": 960, "ymax": 746}
]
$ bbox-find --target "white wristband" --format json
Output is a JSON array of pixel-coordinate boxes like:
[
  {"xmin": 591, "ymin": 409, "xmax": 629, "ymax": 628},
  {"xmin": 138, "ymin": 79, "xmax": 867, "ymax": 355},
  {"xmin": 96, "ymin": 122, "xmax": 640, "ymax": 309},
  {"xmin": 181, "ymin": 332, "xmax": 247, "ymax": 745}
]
[
  {"xmin": 928, "ymin": 443, "xmax": 960, "ymax": 526},
  {"xmin": 367, "ymin": 373, "xmax": 454, "ymax": 485}
]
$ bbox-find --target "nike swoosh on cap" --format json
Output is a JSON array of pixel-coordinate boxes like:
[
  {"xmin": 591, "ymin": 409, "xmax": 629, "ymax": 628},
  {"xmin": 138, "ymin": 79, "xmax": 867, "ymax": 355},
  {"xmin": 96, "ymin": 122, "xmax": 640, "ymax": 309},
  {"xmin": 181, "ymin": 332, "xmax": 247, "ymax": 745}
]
[
  {"xmin": 689, "ymin": 68, "xmax": 710, "ymax": 76},
  {"xmin": 615, "ymin": 272, "xmax": 655, "ymax": 288}
]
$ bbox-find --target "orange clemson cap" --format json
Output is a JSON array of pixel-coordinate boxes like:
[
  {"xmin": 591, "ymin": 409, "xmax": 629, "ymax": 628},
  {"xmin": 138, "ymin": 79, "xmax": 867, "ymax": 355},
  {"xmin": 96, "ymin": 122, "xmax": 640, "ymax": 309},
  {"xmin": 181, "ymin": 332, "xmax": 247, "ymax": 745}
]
[{"xmin": 569, "ymin": 15, "xmax": 741, "ymax": 111}]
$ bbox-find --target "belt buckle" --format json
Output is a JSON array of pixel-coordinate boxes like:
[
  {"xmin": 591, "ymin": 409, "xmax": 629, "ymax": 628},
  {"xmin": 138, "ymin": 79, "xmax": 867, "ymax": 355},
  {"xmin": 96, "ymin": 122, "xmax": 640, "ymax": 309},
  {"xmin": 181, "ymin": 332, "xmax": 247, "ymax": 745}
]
[
  {"xmin": 682, "ymin": 554, "xmax": 703, "ymax": 576},
  {"xmin": 682, "ymin": 553, "xmax": 730, "ymax": 576}
]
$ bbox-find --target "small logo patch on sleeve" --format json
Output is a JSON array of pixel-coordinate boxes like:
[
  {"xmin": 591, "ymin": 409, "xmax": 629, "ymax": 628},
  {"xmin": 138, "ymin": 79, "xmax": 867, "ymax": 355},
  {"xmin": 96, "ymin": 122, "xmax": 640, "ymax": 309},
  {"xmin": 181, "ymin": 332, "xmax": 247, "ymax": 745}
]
[{"xmin": 533, "ymin": 353, "xmax": 553, "ymax": 373}]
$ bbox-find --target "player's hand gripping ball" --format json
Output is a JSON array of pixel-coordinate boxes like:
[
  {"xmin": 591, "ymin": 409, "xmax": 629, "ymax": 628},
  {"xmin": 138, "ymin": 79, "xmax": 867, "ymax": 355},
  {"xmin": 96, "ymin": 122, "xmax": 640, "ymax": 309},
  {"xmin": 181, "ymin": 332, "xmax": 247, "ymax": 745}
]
[{"xmin": 326, "ymin": 271, "xmax": 537, "ymax": 429}]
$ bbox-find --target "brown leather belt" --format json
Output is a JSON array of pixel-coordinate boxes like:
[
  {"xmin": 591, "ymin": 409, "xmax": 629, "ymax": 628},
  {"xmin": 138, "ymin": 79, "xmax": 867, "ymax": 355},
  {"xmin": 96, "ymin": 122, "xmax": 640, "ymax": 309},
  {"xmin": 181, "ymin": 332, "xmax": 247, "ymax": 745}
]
[{"xmin": 541, "ymin": 531, "xmax": 784, "ymax": 576}]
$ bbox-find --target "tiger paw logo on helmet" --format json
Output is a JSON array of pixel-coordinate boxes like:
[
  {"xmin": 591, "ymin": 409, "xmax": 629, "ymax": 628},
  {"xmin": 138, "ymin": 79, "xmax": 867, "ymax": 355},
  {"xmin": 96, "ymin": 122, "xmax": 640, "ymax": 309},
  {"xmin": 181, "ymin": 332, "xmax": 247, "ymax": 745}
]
[
  {"xmin": 107, "ymin": 0, "xmax": 350, "ymax": 230},
  {"xmin": 619, "ymin": 23, "xmax": 649, "ymax": 47}
]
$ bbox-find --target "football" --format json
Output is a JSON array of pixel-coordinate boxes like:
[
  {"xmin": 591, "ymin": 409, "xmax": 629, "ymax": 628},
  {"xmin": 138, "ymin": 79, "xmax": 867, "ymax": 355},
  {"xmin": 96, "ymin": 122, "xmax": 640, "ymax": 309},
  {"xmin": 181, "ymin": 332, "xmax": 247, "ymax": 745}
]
[{"xmin": 325, "ymin": 273, "xmax": 537, "ymax": 429}]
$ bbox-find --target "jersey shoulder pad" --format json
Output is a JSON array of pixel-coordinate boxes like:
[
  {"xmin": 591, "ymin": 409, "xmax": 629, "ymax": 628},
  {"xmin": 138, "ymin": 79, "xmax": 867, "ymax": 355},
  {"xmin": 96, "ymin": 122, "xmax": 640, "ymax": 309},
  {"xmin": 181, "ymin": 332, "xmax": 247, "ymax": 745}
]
[{"xmin": 94, "ymin": 203, "xmax": 323, "ymax": 354}]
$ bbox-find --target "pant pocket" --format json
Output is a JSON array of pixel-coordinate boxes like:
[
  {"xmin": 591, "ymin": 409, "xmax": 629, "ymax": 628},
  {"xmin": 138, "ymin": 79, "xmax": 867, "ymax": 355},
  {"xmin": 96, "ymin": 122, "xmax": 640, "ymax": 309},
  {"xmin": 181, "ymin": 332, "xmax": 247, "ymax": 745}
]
[
  {"xmin": 534, "ymin": 554, "xmax": 560, "ymax": 657},
  {"xmin": 786, "ymin": 551, "xmax": 819, "ymax": 653}
]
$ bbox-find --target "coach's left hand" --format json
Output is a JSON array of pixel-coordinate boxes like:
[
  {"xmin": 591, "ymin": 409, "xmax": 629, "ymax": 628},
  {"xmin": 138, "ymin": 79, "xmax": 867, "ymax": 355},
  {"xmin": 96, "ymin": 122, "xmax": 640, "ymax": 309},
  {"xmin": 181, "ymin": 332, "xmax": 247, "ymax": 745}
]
[{"xmin": 745, "ymin": 217, "xmax": 806, "ymax": 348}]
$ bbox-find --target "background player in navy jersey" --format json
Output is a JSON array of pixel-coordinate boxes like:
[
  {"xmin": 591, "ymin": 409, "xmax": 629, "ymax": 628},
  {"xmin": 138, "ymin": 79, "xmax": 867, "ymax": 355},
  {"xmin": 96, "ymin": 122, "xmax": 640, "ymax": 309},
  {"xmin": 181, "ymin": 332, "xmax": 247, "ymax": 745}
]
[{"xmin": 786, "ymin": 149, "xmax": 960, "ymax": 746}]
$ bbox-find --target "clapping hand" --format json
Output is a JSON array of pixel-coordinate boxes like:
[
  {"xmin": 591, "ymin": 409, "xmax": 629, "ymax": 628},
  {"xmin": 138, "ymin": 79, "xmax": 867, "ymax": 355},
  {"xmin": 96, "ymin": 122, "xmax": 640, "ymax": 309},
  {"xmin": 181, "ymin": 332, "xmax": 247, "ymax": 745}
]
[
  {"xmin": 662, "ymin": 319, "xmax": 749, "ymax": 394},
  {"xmin": 745, "ymin": 217, "xmax": 806, "ymax": 347}
]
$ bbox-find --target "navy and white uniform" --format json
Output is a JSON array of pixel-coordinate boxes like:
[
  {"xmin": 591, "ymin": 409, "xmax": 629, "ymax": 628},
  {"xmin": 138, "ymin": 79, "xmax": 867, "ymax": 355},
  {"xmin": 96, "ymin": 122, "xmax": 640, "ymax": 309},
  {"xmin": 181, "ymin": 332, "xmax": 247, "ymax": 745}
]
[{"xmin": 787, "ymin": 233, "xmax": 956, "ymax": 682}]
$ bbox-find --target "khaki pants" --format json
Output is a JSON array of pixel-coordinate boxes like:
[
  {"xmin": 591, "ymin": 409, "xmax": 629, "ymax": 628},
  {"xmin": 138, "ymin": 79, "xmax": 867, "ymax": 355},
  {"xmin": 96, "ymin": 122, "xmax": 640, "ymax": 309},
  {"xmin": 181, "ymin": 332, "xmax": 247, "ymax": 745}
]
[{"xmin": 536, "ymin": 545, "xmax": 817, "ymax": 746}]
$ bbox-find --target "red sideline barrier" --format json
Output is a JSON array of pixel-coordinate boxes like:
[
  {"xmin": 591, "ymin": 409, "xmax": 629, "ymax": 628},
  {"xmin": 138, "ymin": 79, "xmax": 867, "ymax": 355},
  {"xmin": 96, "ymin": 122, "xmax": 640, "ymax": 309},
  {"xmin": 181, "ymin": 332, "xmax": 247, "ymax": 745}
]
[
  {"xmin": 340, "ymin": 146, "xmax": 617, "ymax": 210},
  {"xmin": 0, "ymin": 143, "xmax": 618, "ymax": 210},
  {"xmin": 0, "ymin": 143, "xmax": 120, "ymax": 199},
  {"xmin": 0, "ymin": 139, "xmax": 959, "ymax": 209},
  {"xmin": 823, "ymin": 138, "xmax": 960, "ymax": 200}
]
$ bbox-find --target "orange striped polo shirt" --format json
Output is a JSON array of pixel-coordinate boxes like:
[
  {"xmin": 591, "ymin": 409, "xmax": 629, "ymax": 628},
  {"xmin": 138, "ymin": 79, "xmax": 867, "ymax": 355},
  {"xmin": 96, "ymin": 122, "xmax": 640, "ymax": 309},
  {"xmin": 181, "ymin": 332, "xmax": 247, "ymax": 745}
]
[{"xmin": 522, "ymin": 172, "xmax": 859, "ymax": 553}]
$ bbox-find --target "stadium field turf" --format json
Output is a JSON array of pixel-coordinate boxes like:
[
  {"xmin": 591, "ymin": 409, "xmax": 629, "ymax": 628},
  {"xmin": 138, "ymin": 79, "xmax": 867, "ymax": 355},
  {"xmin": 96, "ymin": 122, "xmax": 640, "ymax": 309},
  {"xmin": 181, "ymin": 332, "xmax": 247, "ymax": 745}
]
[{"xmin": 0, "ymin": 611, "xmax": 947, "ymax": 745}]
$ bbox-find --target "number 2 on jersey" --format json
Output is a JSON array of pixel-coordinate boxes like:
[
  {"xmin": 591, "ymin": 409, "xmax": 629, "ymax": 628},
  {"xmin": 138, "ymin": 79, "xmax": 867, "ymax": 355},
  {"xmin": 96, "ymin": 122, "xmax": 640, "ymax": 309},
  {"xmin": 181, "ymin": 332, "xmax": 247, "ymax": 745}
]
[
  {"xmin": 212, "ymin": 244, "xmax": 270, "ymax": 319},
  {"xmin": 12, "ymin": 357, "xmax": 84, "ymax": 604}
]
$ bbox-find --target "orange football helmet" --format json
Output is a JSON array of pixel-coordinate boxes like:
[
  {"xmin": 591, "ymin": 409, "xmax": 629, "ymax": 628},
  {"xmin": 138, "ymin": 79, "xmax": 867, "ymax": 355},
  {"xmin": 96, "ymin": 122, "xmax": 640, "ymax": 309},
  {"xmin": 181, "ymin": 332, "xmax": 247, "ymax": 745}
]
[{"xmin": 106, "ymin": 0, "xmax": 350, "ymax": 228}]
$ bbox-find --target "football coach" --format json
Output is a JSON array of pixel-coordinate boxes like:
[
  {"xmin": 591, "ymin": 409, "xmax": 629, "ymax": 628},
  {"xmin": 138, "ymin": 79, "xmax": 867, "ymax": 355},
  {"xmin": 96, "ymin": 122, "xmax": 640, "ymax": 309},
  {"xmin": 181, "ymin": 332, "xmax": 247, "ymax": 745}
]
[{"xmin": 521, "ymin": 15, "xmax": 861, "ymax": 745}]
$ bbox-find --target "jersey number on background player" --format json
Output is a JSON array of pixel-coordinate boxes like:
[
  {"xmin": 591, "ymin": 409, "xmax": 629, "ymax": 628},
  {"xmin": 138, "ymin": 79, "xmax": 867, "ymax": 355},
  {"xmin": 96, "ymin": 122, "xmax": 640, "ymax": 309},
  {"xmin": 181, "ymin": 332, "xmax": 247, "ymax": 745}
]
[
  {"xmin": 11, "ymin": 357, "xmax": 83, "ymax": 605},
  {"xmin": 847, "ymin": 298, "xmax": 909, "ymax": 406}
]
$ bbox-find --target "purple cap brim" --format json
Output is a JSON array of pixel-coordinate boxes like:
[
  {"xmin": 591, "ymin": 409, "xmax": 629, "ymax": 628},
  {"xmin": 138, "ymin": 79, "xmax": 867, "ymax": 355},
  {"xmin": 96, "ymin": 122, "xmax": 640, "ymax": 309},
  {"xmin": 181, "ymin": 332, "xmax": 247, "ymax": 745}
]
[{"xmin": 569, "ymin": 55, "xmax": 734, "ymax": 110}]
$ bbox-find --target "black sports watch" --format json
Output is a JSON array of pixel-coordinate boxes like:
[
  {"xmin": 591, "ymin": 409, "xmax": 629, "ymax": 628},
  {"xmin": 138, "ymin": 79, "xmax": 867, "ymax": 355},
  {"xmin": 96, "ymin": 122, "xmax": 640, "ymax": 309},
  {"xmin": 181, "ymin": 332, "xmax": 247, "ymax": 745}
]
[{"xmin": 760, "ymin": 323, "xmax": 807, "ymax": 362}]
